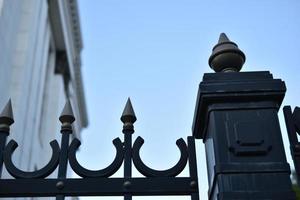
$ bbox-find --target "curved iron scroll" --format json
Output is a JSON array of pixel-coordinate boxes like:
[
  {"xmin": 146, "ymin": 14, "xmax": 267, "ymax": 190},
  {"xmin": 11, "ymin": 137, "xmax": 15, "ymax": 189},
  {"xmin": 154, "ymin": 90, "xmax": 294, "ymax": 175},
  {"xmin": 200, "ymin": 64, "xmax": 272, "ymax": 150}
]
[
  {"xmin": 3, "ymin": 140, "xmax": 60, "ymax": 179},
  {"xmin": 283, "ymin": 106, "xmax": 300, "ymax": 182},
  {"xmin": 68, "ymin": 138, "xmax": 124, "ymax": 178},
  {"xmin": 132, "ymin": 136, "xmax": 188, "ymax": 177}
]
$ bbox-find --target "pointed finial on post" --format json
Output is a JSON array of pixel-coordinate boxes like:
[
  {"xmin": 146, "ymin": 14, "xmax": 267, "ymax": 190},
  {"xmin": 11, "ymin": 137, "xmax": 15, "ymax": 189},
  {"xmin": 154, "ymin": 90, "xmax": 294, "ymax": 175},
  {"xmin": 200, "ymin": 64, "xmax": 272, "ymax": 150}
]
[
  {"xmin": 0, "ymin": 99, "xmax": 14, "ymax": 133},
  {"xmin": 121, "ymin": 98, "xmax": 137, "ymax": 134},
  {"xmin": 59, "ymin": 100, "xmax": 75, "ymax": 133},
  {"xmin": 209, "ymin": 33, "xmax": 246, "ymax": 73}
]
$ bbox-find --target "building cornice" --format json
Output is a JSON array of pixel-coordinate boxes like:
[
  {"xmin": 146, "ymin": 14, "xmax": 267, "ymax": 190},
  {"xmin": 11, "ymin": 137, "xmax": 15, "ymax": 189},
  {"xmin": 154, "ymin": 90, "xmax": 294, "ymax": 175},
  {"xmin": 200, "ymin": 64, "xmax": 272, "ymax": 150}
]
[
  {"xmin": 66, "ymin": 0, "xmax": 88, "ymax": 128},
  {"xmin": 49, "ymin": 0, "xmax": 88, "ymax": 129},
  {"xmin": 66, "ymin": 0, "xmax": 83, "ymax": 53}
]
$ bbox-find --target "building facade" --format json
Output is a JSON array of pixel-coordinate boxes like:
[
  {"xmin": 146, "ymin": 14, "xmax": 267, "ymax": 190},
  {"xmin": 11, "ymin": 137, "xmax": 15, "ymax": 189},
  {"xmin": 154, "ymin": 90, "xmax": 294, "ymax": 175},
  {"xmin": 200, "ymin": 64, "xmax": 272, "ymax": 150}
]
[{"xmin": 0, "ymin": 0, "xmax": 87, "ymax": 192}]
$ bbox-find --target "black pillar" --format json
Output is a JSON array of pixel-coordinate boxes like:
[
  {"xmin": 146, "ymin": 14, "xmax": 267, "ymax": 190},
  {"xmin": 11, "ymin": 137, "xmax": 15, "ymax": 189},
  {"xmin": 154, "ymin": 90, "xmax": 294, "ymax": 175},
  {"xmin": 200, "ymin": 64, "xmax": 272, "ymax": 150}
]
[{"xmin": 192, "ymin": 33, "xmax": 296, "ymax": 200}]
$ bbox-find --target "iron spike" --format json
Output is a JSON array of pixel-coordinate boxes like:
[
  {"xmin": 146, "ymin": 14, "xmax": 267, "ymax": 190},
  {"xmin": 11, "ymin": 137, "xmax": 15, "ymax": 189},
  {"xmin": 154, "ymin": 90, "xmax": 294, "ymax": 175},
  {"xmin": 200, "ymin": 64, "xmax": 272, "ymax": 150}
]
[
  {"xmin": 59, "ymin": 100, "xmax": 75, "ymax": 124},
  {"xmin": 121, "ymin": 98, "xmax": 137, "ymax": 124},
  {"xmin": 0, "ymin": 99, "xmax": 14, "ymax": 126}
]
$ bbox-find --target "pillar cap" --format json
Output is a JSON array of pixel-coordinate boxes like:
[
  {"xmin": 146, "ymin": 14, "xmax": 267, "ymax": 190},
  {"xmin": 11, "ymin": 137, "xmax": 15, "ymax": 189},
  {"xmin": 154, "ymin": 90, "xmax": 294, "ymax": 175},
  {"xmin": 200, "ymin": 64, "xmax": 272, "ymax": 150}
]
[{"xmin": 192, "ymin": 71, "xmax": 285, "ymax": 139}]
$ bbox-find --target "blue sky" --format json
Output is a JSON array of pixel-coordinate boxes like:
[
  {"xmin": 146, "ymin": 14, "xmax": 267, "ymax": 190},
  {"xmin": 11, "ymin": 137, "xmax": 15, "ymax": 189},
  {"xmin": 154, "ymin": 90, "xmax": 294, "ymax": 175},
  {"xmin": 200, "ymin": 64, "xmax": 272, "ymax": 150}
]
[{"xmin": 76, "ymin": 1, "xmax": 300, "ymax": 199}]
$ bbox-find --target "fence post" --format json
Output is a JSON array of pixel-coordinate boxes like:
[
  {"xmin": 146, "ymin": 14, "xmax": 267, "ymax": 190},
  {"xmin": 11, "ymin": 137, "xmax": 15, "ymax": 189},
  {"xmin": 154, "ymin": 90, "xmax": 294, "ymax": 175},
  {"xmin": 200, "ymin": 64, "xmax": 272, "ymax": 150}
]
[
  {"xmin": 121, "ymin": 98, "xmax": 136, "ymax": 200},
  {"xmin": 56, "ymin": 100, "xmax": 75, "ymax": 200},
  {"xmin": 192, "ymin": 33, "xmax": 296, "ymax": 200}
]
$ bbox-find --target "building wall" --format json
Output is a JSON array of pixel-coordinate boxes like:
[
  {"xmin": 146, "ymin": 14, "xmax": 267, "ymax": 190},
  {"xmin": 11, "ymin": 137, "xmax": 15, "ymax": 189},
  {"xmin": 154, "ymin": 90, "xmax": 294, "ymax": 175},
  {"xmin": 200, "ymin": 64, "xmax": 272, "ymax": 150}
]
[{"xmin": 0, "ymin": 0, "xmax": 87, "ymax": 199}]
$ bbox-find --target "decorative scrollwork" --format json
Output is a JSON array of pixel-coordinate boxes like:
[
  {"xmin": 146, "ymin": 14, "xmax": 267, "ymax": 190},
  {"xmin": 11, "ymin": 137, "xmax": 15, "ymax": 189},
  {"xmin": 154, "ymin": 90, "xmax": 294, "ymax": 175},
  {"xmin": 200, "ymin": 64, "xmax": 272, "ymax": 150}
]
[
  {"xmin": 293, "ymin": 107, "xmax": 300, "ymax": 134},
  {"xmin": 284, "ymin": 106, "xmax": 300, "ymax": 152},
  {"xmin": 3, "ymin": 140, "xmax": 60, "ymax": 179},
  {"xmin": 283, "ymin": 106, "xmax": 300, "ymax": 183},
  {"xmin": 132, "ymin": 136, "xmax": 188, "ymax": 177},
  {"xmin": 68, "ymin": 138, "xmax": 124, "ymax": 178},
  {"xmin": 0, "ymin": 99, "xmax": 200, "ymax": 199}
]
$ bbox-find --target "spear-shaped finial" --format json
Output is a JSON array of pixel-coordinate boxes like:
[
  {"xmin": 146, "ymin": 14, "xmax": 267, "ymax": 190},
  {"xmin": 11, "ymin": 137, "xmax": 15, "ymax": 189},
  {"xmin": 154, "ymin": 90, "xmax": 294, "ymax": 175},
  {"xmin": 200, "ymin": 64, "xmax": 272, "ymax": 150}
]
[
  {"xmin": 121, "ymin": 98, "xmax": 136, "ymax": 134},
  {"xmin": 59, "ymin": 100, "xmax": 75, "ymax": 133},
  {"xmin": 59, "ymin": 100, "xmax": 75, "ymax": 124},
  {"xmin": 209, "ymin": 33, "xmax": 246, "ymax": 73},
  {"xmin": 0, "ymin": 99, "xmax": 14, "ymax": 133}
]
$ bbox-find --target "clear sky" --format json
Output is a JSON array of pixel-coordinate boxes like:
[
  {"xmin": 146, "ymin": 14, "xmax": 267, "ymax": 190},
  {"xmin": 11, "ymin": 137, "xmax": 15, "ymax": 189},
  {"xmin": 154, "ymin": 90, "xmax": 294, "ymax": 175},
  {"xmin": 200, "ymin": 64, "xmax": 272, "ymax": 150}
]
[{"xmin": 76, "ymin": 0, "xmax": 300, "ymax": 199}]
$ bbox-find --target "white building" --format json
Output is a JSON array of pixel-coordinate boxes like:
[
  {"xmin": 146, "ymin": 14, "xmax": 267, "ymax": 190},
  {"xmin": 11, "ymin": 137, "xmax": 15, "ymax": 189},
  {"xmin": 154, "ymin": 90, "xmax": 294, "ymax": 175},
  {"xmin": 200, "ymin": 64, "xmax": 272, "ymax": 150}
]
[{"xmin": 0, "ymin": 0, "xmax": 87, "ymax": 190}]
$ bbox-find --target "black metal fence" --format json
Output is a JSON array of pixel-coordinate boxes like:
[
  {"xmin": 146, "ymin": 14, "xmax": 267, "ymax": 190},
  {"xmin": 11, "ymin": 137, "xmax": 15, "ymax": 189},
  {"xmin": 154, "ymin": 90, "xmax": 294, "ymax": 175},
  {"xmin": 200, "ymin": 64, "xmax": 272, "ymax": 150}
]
[{"xmin": 0, "ymin": 99, "xmax": 199, "ymax": 199}]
